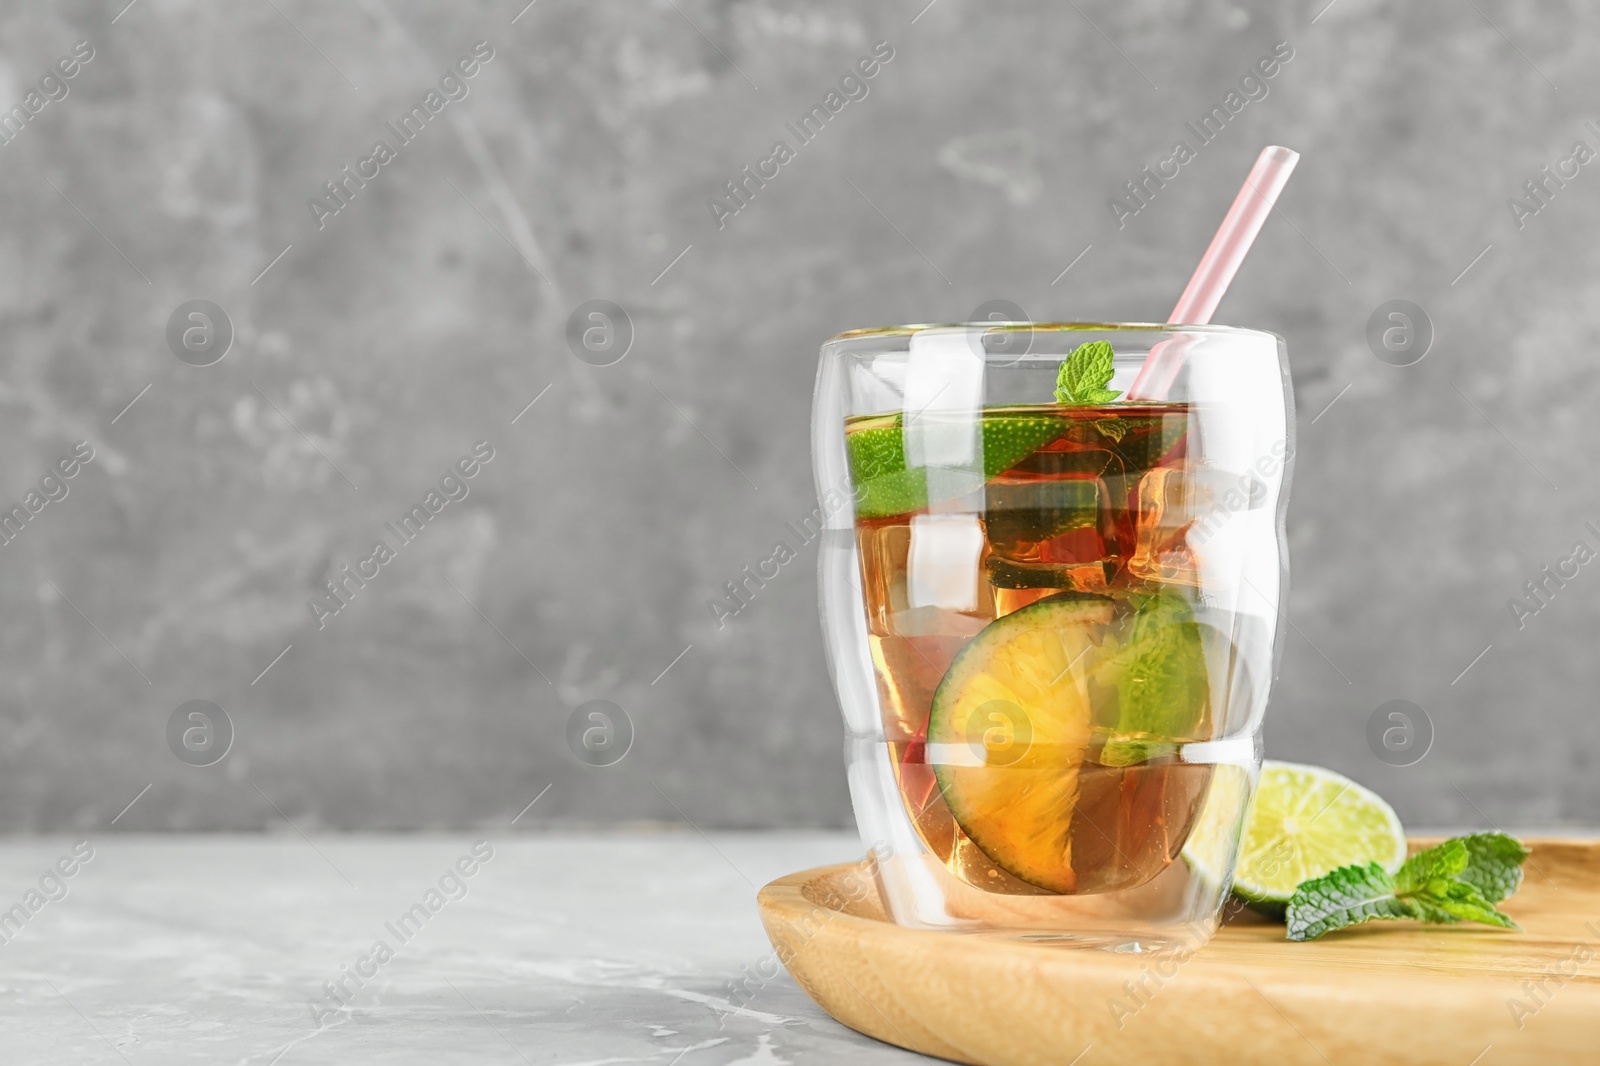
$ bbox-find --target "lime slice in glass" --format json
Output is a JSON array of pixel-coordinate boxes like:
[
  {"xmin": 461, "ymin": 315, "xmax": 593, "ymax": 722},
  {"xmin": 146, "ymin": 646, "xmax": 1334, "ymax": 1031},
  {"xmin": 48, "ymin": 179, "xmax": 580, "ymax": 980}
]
[
  {"xmin": 926, "ymin": 596, "xmax": 1115, "ymax": 894},
  {"xmin": 845, "ymin": 411, "xmax": 1066, "ymax": 519}
]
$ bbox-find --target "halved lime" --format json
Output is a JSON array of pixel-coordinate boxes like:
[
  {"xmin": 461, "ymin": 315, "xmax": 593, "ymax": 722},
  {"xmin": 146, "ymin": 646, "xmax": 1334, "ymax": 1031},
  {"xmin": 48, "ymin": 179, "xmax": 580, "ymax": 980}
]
[
  {"xmin": 1210, "ymin": 760, "xmax": 1407, "ymax": 905},
  {"xmin": 1177, "ymin": 761, "xmax": 1252, "ymax": 889}
]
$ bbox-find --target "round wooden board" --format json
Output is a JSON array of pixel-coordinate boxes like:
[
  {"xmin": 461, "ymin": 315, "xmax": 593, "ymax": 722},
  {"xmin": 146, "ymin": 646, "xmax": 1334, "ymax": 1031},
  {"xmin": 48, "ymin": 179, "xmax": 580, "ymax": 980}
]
[{"xmin": 757, "ymin": 839, "xmax": 1600, "ymax": 1065}]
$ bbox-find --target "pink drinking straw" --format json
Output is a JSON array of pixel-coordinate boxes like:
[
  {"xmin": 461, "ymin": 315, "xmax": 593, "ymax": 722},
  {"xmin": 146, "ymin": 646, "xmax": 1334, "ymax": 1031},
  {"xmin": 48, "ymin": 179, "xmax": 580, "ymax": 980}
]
[{"xmin": 1126, "ymin": 145, "xmax": 1300, "ymax": 401}]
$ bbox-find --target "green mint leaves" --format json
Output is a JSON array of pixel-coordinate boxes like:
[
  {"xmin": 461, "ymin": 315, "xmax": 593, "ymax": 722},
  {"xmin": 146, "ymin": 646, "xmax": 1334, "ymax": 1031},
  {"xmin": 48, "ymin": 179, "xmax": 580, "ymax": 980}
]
[
  {"xmin": 1285, "ymin": 833, "xmax": 1528, "ymax": 942},
  {"xmin": 1054, "ymin": 341, "xmax": 1122, "ymax": 406},
  {"xmin": 1456, "ymin": 831, "xmax": 1531, "ymax": 903},
  {"xmin": 1285, "ymin": 863, "xmax": 1417, "ymax": 941},
  {"xmin": 1053, "ymin": 342, "xmax": 1127, "ymax": 442},
  {"xmin": 1097, "ymin": 591, "xmax": 1207, "ymax": 768},
  {"xmin": 1094, "ymin": 416, "xmax": 1131, "ymax": 442},
  {"xmin": 1112, "ymin": 591, "xmax": 1208, "ymax": 738}
]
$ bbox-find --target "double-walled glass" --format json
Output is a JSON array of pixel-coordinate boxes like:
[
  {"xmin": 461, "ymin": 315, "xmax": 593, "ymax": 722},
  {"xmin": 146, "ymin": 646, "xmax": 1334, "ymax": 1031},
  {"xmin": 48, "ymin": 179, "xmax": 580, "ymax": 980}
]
[{"xmin": 812, "ymin": 323, "xmax": 1293, "ymax": 949}]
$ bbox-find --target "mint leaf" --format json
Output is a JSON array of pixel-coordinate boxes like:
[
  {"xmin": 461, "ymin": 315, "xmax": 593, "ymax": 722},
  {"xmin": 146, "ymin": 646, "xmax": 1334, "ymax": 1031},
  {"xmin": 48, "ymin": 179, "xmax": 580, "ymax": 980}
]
[
  {"xmin": 1286, "ymin": 834, "xmax": 1528, "ymax": 941},
  {"xmin": 1457, "ymin": 832, "xmax": 1530, "ymax": 903},
  {"xmin": 1054, "ymin": 341, "xmax": 1122, "ymax": 406},
  {"xmin": 1286, "ymin": 863, "xmax": 1417, "ymax": 942},
  {"xmin": 1097, "ymin": 592, "xmax": 1207, "ymax": 768},
  {"xmin": 1094, "ymin": 416, "xmax": 1131, "ymax": 442},
  {"xmin": 1411, "ymin": 880, "xmax": 1519, "ymax": 930},
  {"xmin": 1393, "ymin": 838, "xmax": 1470, "ymax": 896},
  {"xmin": 1112, "ymin": 591, "xmax": 1208, "ymax": 737},
  {"xmin": 1097, "ymin": 739, "xmax": 1179, "ymax": 768},
  {"xmin": 1094, "ymin": 589, "xmax": 1203, "ymax": 765},
  {"xmin": 1396, "ymin": 842, "xmax": 1504, "ymax": 927}
]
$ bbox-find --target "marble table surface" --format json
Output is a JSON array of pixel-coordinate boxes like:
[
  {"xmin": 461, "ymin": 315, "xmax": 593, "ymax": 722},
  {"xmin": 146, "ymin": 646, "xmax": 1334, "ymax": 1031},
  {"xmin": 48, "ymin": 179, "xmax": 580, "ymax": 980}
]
[{"xmin": 0, "ymin": 832, "xmax": 933, "ymax": 1065}]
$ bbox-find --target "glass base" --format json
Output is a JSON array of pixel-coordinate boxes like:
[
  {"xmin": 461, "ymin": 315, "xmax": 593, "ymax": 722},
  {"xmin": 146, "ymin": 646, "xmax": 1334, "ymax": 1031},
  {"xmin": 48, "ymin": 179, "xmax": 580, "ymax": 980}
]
[
  {"xmin": 993, "ymin": 930, "xmax": 1209, "ymax": 953},
  {"xmin": 871, "ymin": 849, "xmax": 1224, "ymax": 950},
  {"xmin": 849, "ymin": 739, "xmax": 1249, "ymax": 950}
]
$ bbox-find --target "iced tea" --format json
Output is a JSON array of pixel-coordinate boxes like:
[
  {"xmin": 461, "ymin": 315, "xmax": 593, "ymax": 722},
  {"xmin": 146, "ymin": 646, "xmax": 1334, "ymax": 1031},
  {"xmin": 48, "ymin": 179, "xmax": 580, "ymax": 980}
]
[{"xmin": 847, "ymin": 402, "xmax": 1214, "ymax": 895}]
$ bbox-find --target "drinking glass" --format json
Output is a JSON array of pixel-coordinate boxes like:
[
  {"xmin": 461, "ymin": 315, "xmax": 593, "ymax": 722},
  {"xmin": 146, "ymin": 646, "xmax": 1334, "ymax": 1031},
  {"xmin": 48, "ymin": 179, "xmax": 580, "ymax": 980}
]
[{"xmin": 812, "ymin": 323, "xmax": 1293, "ymax": 949}]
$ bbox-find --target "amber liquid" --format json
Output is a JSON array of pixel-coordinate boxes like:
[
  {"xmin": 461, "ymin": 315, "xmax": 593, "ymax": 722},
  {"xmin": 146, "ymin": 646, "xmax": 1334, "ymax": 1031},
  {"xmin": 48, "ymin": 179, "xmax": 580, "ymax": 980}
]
[{"xmin": 852, "ymin": 403, "xmax": 1213, "ymax": 896}]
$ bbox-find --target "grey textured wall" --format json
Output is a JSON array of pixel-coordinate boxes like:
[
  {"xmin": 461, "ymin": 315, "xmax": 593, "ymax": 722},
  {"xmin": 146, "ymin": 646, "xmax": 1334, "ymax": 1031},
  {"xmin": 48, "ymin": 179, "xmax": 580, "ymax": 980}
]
[{"xmin": 1, "ymin": 0, "xmax": 1592, "ymax": 832}]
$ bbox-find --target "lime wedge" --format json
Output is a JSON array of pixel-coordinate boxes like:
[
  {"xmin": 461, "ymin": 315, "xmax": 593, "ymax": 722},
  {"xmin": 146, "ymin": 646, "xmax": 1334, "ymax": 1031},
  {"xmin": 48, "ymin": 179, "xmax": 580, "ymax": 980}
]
[
  {"xmin": 1198, "ymin": 760, "xmax": 1407, "ymax": 905},
  {"xmin": 845, "ymin": 412, "xmax": 1065, "ymax": 519}
]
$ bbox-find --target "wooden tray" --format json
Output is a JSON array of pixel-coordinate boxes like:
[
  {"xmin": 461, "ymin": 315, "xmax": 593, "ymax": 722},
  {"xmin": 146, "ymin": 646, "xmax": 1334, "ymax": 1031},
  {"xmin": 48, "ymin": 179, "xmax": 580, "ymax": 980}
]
[{"xmin": 758, "ymin": 839, "xmax": 1600, "ymax": 1065}]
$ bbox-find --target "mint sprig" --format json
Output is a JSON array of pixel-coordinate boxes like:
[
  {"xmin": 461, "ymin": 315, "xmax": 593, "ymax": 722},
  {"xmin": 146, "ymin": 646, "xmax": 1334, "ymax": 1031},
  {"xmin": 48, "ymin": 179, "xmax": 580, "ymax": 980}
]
[
  {"xmin": 1285, "ymin": 862, "xmax": 1418, "ymax": 941},
  {"xmin": 1054, "ymin": 341, "xmax": 1121, "ymax": 405},
  {"xmin": 1285, "ymin": 833, "xmax": 1527, "ymax": 942}
]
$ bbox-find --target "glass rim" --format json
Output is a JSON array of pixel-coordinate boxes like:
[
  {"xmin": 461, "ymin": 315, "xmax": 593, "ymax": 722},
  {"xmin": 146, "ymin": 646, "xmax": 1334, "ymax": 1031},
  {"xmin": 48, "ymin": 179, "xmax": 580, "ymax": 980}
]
[{"xmin": 825, "ymin": 321, "xmax": 1283, "ymax": 344}]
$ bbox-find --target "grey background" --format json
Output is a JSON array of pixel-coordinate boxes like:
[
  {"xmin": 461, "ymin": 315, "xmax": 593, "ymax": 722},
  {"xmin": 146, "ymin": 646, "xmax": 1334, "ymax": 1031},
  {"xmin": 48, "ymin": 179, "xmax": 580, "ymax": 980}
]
[{"xmin": 0, "ymin": 0, "xmax": 1591, "ymax": 832}]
